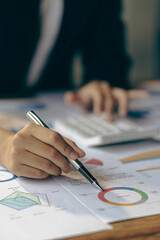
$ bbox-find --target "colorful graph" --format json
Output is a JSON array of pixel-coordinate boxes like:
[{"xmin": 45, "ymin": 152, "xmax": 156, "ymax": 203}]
[
  {"xmin": 136, "ymin": 167, "xmax": 160, "ymax": 172},
  {"xmin": 120, "ymin": 149, "xmax": 160, "ymax": 163},
  {"xmin": 0, "ymin": 191, "xmax": 41, "ymax": 210},
  {"xmin": 0, "ymin": 169, "xmax": 17, "ymax": 182},
  {"xmin": 98, "ymin": 187, "xmax": 148, "ymax": 206},
  {"xmin": 84, "ymin": 159, "xmax": 103, "ymax": 166}
]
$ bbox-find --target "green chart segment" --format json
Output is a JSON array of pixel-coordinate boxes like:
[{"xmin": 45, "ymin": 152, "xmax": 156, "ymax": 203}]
[
  {"xmin": 98, "ymin": 187, "xmax": 148, "ymax": 206},
  {"xmin": 0, "ymin": 191, "xmax": 41, "ymax": 210}
]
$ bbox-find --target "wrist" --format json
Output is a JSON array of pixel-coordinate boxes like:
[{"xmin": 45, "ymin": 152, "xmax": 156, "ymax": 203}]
[{"xmin": 0, "ymin": 129, "xmax": 14, "ymax": 169}]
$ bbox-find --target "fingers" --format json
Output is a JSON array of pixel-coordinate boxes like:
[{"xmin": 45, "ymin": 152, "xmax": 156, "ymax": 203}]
[
  {"xmin": 83, "ymin": 81, "xmax": 114, "ymax": 120},
  {"xmin": 111, "ymin": 89, "xmax": 149, "ymax": 118},
  {"xmin": 64, "ymin": 91, "xmax": 90, "ymax": 109},
  {"xmin": 9, "ymin": 125, "xmax": 86, "ymax": 178},
  {"xmin": 65, "ymin": 81, "xmax": 115, "ymax": 118},
  {"xmin": 112, "ymin": 88, "xmax": 128, "ymax": 117},
  {"xmin": 64, "ymin": 90, "xmax": 91, "ymax": 109},
  {"xmin": 16, "ymin": 165, "xmax": 49, "ymax": 179},
  {"xmin": 64, "ymin": 82, "xmax": 149, "ymax": 120},
  {"xmin": 100, "ymin": 82, "xmax": 114, "ymax": 121},
  {"xmin": 22, "ymin": 124, "xmax": 83, "ymax": 159},
  {"xmin": 63, "ymin": 136, "xmax": 85, "ymax": 157},
  {"xmin": 14, "ymin": 134, "xmax": 71, "ymax": 173},
  {"xmin": 17, "ymin": 150, "xmax": 63, "ymax": 176},
  {"xmin": 91, "ymin": 86, "xmax": 104, "ymax": 114},
  {"xmin": 64, "ymin": 91, "xmax": 79, "ymax": 105},
  {"xmin": 128, "ymin": 89, "xmax": 150, "ymax": 99}
]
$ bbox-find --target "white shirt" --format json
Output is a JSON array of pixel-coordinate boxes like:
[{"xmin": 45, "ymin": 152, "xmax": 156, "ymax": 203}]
[{"xmin": 26, "ymin": 0, "xmax": 64, "ymax": 87}]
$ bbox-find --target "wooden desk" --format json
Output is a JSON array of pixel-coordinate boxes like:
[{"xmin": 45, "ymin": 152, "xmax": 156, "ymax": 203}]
[{"xmin": 67, "ymin": 215, "xmax": 160, "ymax": 240}]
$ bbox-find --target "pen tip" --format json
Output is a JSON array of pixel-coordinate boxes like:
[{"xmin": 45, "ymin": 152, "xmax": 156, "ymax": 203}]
[
  {"xmin": 93, "ymin": 181, "xmax": 104, "ymax": 192},
  {"xmin": 100, "ymin": 186, "xmax": 105, "ymax": 191}
]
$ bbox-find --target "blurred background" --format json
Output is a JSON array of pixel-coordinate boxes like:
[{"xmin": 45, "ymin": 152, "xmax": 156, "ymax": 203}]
[
  {"xmin": 73, "ymin": 0, "xmax": 160, "ymax": 89},
  {"xmin": 123, "ymin": 0, "xmax": 160, "ymax": 87}
]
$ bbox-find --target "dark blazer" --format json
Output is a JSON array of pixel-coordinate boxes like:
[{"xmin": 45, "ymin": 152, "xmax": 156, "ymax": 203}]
[{"xmin": 0, "ymin": 0, "xmax": 130, "ymax": 96}]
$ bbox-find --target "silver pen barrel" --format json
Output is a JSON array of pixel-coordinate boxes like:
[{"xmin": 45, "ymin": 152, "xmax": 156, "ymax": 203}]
[{"xmin": 26, "ymin": 110, "xmax": 49, "ymax": 128}]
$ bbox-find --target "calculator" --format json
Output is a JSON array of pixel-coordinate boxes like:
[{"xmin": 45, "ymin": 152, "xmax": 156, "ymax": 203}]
[{"xmin": 54, "ymin": 113, "xmax": 158, "ymax": 146}]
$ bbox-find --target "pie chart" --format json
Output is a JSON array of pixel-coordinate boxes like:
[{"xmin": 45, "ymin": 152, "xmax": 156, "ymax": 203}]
[{"xmin": 98, "ymin": 187, "xmax": 148, "ymax": 206}]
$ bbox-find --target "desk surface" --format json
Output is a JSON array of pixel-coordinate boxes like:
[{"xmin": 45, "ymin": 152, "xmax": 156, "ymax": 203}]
[{"xmin": 67, "ymin": 215, "xmax": 160, "ymax": 240}]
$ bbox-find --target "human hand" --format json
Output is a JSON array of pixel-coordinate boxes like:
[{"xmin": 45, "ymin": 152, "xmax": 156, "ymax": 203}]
[
  {"xmin": 64, "ymin": 81, "xmax": 149, "ymax": 121},
  {"xmin": 139, "ymin": 80, "xmax": 160, "ymax": 91},
  {"xmin": 2, "ymin": 124, "xmax": 85, "ymax": 178}
]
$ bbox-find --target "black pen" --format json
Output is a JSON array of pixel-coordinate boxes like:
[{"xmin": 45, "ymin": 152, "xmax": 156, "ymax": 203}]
[{"xmin": 26, "ymin": 110, "xmax": 104, "ymax": 191}]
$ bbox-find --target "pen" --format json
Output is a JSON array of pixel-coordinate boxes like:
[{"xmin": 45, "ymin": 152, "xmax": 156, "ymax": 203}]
[{"xmin": 26, "ymin": 110, "xmax": 104, "ymax": 191}]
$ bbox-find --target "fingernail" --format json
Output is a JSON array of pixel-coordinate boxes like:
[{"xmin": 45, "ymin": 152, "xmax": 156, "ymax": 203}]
[
  {"xmin": 79, "ymin": 149, "xmax": 86, "ymax": 156},
  {"xmin": 73, "ymin": 144, "xmax": 86, "ymax": 157},
  {"xmin": 76, "ymin": 147, "xmax": 85, "ymax": 156},
  {"xmin": 70, "ymin": 151, "xmax": 79, "ymax": 159}
]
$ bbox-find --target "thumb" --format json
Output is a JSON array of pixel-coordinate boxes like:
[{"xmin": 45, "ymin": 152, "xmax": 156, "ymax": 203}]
[{"xmin": 64, "ymin": 91, "xmax": 80, "ymax": 105}]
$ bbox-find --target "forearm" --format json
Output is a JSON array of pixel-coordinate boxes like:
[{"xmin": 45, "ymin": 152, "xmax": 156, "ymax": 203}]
[{"xmin": 0, "ymin": 128, "xmax": 14, "ymax": 168}]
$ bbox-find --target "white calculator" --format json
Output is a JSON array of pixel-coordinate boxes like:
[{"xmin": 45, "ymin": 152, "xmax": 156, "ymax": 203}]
[{"xmin": 54, "ymin": 113, "xmax": 159, "ymax": 147}]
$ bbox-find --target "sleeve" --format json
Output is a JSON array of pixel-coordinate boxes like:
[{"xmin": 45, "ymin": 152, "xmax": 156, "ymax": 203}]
[{"xmin": 82, "ymin": 0, "xmax": 131, "ymax": 89}]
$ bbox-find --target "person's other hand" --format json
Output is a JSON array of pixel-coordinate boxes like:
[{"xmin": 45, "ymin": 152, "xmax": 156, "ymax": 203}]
[
  {"xmin": 2, "ymin": 124, "xmax": 85, "ymax": 178},
  {"xmin": 139, "ymin": 80, "xmax": 160, "ymax": 91},
  {"xmin": 64, "ymin": 81, "xmax": 149, "ymax": 121}
]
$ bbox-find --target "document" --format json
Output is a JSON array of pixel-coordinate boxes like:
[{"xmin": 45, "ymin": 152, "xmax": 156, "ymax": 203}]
[
  {"xmin": 0, "ymin": 168, "xmax": 111, "ymax": 240},
  {"xmin": 0, "ymin": 92, "xmax": 160, "ymax": 239},
  {"xmin": 57, "ymin": 148, "xmax": 160, "ymax": 223},
  {"xmin": 0, "ymin": 95, "xmax": 112, "ymax": 240}
]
